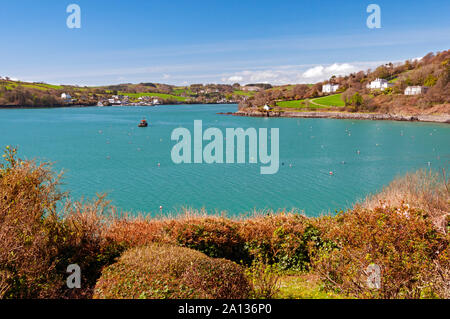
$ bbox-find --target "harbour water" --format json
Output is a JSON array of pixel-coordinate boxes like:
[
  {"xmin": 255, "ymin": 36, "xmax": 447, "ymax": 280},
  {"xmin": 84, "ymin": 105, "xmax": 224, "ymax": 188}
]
[{"xmin": 0, "ymin": 104, "xmax": 448, "ymax": 217}]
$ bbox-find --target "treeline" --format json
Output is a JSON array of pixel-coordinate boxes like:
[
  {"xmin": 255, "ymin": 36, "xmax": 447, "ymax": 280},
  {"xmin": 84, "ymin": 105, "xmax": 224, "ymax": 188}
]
[
  {"xmin": 0, "ymin": 86, "xmax": 61, "ymax": 107},
  {"xmin": 240, "ymin": 50, "xmax": 450, "ymax": 113}
]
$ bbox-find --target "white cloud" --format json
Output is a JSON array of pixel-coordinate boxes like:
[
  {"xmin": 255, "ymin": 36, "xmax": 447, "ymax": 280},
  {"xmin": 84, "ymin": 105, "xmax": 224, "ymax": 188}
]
[
  {"xmin": 227, "ymin": 75, "xmax": 244, "ymax": 82},
  {"xmin": 221, "ymin": 62, "xmax": 377, "ymax": 85},
  {"xmin": 302, "ymin": 63, "xmax": 356, "ymax": 81},
  {"xmin": 303, "ymin": 66, "xmax": 325, "ymax": 78}
]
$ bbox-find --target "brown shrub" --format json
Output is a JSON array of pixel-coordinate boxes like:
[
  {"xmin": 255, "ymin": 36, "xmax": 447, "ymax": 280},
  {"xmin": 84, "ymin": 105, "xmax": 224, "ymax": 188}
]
[
  {"xmin": 0, "ymin": 147, "xmax": 123, "ymax": 298},
  {"xmin": 93, "ymin": 244, "xmax": 250, "ymax": 299},
  {"xmin": 362, "ymin": 169, "xmax": 449, "ymax": 233},
  {"xmin": 311, "ymin": 205, "xmax": 447, "ymax": 299},
  {"xmin": 0, "ymin": 146, "xmax": 64, "ymax": 298}
]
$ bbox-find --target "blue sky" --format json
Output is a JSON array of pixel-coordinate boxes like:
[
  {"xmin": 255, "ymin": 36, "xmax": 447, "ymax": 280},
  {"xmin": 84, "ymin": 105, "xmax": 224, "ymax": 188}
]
[{"xmin": 1, "ymin": 0, "xmax": 449, "ymax": 86}]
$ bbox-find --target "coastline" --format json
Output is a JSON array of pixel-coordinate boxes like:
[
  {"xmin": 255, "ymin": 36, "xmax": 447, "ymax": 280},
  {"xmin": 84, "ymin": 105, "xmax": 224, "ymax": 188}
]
[{"xmin": 232, "ymin": 110, "xmax": 450, "ymax": 124}]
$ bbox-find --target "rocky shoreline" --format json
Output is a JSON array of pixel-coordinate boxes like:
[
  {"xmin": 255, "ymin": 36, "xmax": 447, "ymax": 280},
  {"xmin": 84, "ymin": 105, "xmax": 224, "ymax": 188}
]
[{"xmin": 232, "ymin": 110, "xmax": 450, "ymax": 124}]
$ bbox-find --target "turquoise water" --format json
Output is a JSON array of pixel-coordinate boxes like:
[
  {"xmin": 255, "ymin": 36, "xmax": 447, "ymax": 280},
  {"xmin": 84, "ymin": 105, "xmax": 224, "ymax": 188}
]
[{"xmin": 0, "ymin": 104, "xmax": 449, "ymax": 217}]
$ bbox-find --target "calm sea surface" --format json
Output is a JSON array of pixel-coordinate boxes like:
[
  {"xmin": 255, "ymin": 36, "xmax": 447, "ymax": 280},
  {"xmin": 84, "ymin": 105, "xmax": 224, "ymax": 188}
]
[{"xmin": 0, "ymin": 104, "xmax": 449, "ymax": 217}]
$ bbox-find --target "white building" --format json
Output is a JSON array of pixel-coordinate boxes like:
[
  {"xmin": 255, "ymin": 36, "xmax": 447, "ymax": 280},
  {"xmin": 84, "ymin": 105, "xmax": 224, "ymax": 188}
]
[
  {"xmin": 366, "ymin": 78, "xmax": 393, "ymax": 91},
  {"xmin": 404, "ymin": 86, "xmax": 429, "ymax": 95},
  {"xmin": 322, "ymin": 84, "xmax": 339, "ymax": 93},
  {"xmin": 61, "ymin": 93, "xmax": 72, "ymax": 102},
  {"xmin": 263, "ymin": 104, "xmax": 272, "ymax": 111},
  {"xmin": 152, "ymin": 98, "xmax": 161, "ymax": 105}
]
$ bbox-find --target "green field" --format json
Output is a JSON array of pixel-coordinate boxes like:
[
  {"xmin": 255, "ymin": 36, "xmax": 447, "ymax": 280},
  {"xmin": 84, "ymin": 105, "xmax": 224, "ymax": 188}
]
[
  {"xmin": 0, "ymin": 81, "xmax": 66, "ymax": 91},
  {"xmin": 276, "ymin": 94, "xmax": 345, "ymax": 109},
  {"xmin": 233, "ymin": 90, "xmax": 255, "ymax": 97},
  {"xmin": 118, "ymin": 92, "xmax": 187, "ymax": 102},
  {"xmin": 277, "ymin": 99, "xmax": 307, "ymax": 108},
  {"xmin": 310, "ymin": 94, "xmax": 345, "ymax": 107}
]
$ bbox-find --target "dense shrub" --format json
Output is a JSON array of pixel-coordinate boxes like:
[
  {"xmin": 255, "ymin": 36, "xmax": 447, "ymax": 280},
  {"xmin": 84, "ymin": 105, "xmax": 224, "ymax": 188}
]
[
  {"xmin": 0, "ymin": 147, "xmax": 123, "ymax": 298},
  {"xmin": 2, "ymin": 145, "xmax": 449, "ymax": 299},
  {"xmin": 362, "ymin": 169, "xmax": 449, "ymax": 233},
  {"xmin": 93, "ymin": 245, "xmax": 250, "ymax": 299},
  {"xmin": 311, "ymin": 205, "xmax": 447, "ymax": 298},
  {"xmin": 240, "ymin": 214, "xmax": 321, "ymax": 271},
  {"xmin": 171, "ymin": 217, "xmax": 249, "ymax": 262},
  {"xmin": 106, "ymin": 212, "xmax": 322, "ymax": 270}
]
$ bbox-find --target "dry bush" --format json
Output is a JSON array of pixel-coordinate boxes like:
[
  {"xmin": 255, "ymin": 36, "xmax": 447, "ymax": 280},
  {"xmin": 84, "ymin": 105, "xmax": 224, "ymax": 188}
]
[
  {"xmin": 362, "ymin": 169, "xmax": 449, "ymax": 233},
  {"xmin": 48, "ymin": 196, "xmax": 126, "ymax": 298},
  {"xmin": 105, "ymin": 211, "xmax": 320, "ymax": 270},
  {"xmin": 0, "ymin": 147, "xmax": 123, "ymax": 298},
  {"xmin": 0, "ymin": 146, "xmax": 64, "ymax": 298},
  {"xmin": 93, "ymin": 244, "xmax": 250, "ymax": 299},
  {"xmin": 311, "ymin": 205, "xmax": 447, "ymax": 299}
]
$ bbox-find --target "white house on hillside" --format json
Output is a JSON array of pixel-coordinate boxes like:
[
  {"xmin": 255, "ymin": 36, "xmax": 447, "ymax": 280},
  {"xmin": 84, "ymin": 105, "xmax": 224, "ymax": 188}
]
[
  {"xmin": 152, "ymin": 97, "xmax": 161, "ymax": 105},
  {"xmin": 263, "ymin": 104, "xmax": 272, "ymax": 111},
  {"xmin": 404, "ymin": 86, "xmax": 429, "ymax": 95},
  {"xmin": 61, "ymin": 93, "xmax": 72, "ymax": 102},
  {"xmin": 322, "ymin": 84, "xmax": 339, "ymax": 93},
  {"xmin": 367, "ymin": 78, "xmax": 393, "ymax": 91}
]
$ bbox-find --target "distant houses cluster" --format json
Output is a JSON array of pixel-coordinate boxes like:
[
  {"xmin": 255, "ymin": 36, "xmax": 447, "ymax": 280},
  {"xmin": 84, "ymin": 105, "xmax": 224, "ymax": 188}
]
[
  {"xmin": 365, "ymin": 78, "xmax": 428, "ymax": 95},
  {"xmin": 320, "ymin": 79, "xmax": 429, "ymax": 97},
  {"xmin": 98, "ymin": 95, "xmax": 162, "ymax": 106}
]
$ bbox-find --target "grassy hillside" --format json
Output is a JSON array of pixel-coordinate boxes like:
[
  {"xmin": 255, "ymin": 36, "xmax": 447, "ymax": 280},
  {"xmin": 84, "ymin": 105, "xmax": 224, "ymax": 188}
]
[
  {"xmin": 276, "ymin": 94, "xmax": 345, "ymax": 109},
  {"xmin": 311, "ymin": 94, "xmax": 345, "ymax": 107},
  {"xmin": 118, "ymin": 92, "xmax": 187, "ymax": 101}
]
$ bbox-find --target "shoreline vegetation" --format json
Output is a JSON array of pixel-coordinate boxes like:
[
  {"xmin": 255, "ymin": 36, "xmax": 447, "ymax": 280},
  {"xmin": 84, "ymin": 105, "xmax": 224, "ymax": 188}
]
[
  {"xmin": 1, "ymin": 49, "xmax": 449, "ymax": 124},
  {"xmin": 1, "ymin": 146, "xmax": 449, "ymax": 299},
  {"xmin": 232, "ymin": 110, "xmax": 450, "ymax": 124}
]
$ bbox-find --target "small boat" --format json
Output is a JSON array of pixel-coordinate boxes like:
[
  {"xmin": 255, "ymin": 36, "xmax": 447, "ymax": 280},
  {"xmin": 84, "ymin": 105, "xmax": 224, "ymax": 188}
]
[{"xmin": 138, "ymin": 118, "xmax": 148, "ymax": 127}]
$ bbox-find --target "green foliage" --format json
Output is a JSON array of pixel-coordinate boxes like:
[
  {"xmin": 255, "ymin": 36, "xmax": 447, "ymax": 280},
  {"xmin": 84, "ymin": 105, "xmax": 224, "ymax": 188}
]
[
  {"xmin": 424, "ymin": 74, "xmax": 438, "ymax": 87},
  {"xmin": 174, "ymin": 218, "xmax": 250, "ymax": 263},
  {"xmin": 245, "ymin": 255, "xmax": 281, "ymax": 299},
  {"xmin": 93, "ymin": 245, "xmax": 250, "ymax": 299}
]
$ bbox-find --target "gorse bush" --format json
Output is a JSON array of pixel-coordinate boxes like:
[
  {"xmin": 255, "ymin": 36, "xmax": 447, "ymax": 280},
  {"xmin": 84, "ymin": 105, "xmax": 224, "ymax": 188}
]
[
  {"xmin": 311, "ymin": 205, "xmax": 448, "ymax": 299},
  {"xmin": 93, "ymin": 245, "xmax": 250, "ymax": 299},
  {"xmin": 0, "ymin": 147, "xmax": 123, "ymax": 298},
  {"xmin": 362, "ymin": 169, "xmax": 449, "ymax": 233},
  {"xmin": 0, "ymin": 146, "xmax": 63, "ymax": 298},
  {"xmin": 106, "ymin": 212, "xmax": 321, "ymax": 270}
]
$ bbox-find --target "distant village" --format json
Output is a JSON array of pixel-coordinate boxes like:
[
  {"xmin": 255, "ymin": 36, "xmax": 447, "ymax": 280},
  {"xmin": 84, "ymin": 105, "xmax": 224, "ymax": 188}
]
[{"xmin": 56, "ymin": 83, "xmax": 272, "ymax": 107}]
